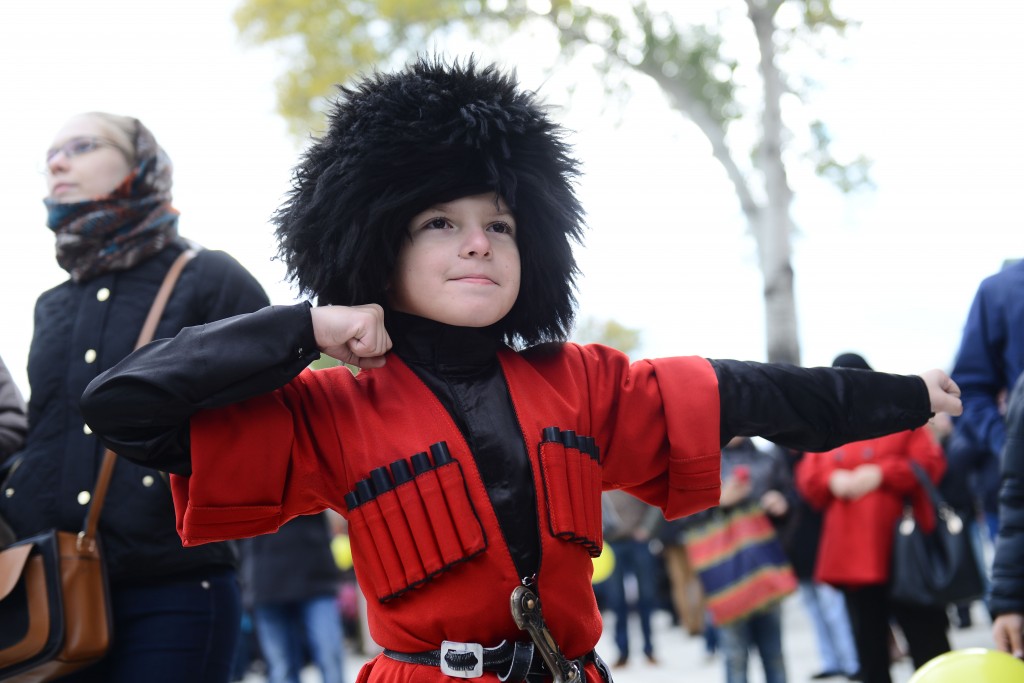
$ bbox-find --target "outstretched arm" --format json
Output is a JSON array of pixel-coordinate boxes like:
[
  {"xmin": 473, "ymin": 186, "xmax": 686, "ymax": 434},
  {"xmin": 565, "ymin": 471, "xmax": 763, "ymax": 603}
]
[
  {"xmin": 919, "ymin": 368, "xmax": 962, "ymax": 416},
  {"xmin": 713, "ymin": 360, "xmax": 960, "ymax": 452}
]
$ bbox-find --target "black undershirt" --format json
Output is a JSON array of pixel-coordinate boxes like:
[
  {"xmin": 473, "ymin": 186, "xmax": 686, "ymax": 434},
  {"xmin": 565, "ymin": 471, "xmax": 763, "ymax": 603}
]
[{"xmin": 386, "ymin": 311, "xmax": 541, "ymax": 581}]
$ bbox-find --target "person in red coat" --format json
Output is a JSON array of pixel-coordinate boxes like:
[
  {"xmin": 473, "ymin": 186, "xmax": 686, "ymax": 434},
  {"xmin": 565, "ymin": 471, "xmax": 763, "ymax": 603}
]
[
  {"xmin": 82, "ymin": 60, "xmax": 964, "ymax": 683},
  {"xmin": 797, "ymin": 353, "xmax": 950, "ymax": 683}
]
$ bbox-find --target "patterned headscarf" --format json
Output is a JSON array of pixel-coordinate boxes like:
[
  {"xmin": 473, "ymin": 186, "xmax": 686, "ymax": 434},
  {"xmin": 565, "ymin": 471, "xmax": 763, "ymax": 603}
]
[{"xmin": 44, "ymin": 118, "xmax": 179, "ymax": 283}]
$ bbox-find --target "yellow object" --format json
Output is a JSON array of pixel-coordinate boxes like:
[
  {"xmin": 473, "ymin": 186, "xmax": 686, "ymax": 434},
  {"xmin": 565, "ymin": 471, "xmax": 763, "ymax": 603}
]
[
  {"xmin": 591, "ymin": 545, "xmax": 615, "ymax": 585},
  {"xmin": 908, "ymin": 648, "xmax": 1024, "ymax": 683},
  {"xmin": 331, "ymin": 534, "xmax": 353, "ymax": 571}
]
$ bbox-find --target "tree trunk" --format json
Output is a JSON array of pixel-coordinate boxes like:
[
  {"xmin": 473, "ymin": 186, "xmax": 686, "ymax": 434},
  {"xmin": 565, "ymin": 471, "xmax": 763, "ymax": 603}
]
[{"xmin": 749, "ymin": 1, "xmax": 800, "ymax": 365}]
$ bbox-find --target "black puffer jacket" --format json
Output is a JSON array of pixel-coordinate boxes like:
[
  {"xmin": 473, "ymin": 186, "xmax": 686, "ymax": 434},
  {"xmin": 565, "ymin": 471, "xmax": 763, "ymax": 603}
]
[
  {"xmin": 990, "ymin": 377, "xmax": 1024, "ymax": 617},
  {"xmin": 0, "ymin": 240, "xmax": 268, "ymax": 582}
]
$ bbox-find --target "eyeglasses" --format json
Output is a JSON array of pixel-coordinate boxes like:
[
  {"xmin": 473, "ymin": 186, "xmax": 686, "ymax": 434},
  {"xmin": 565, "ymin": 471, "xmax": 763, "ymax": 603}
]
[{"xmin": 45, "ymin": 136, "xmax": 129, "ymax": 164}]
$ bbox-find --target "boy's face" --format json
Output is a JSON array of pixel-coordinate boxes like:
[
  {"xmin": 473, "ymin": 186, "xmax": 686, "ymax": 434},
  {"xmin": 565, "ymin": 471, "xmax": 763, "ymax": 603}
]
[{"xmin": 390, "ymin": 193, "xmax": 521, "ymax": 328}]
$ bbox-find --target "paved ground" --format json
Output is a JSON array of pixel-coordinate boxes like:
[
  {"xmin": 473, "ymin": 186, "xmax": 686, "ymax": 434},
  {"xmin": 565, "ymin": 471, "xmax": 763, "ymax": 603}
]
[
  {"xmin": 243, "ymin": 596, "xmax": 995, "ymax": 683},
  {"xmin": 594, "ymin": 598, "xmax": 993, "ymax": 683}
]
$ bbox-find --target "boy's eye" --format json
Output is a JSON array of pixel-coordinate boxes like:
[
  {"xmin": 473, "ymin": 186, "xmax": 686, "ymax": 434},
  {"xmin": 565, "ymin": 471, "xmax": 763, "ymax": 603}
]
[
  {"xmin": 490, "ymin": 221, "xmax": 514, "ymax": 235},
  {"xmin": 426, "ymin": 217, "xmax": 450, "ymax": 230}
]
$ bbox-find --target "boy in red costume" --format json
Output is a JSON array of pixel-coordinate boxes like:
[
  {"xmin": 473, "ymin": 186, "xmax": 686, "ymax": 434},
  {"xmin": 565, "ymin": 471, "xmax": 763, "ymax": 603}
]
[{"xmin": 83, "ymin": 59, "xmax": 962, "ymax": 683}]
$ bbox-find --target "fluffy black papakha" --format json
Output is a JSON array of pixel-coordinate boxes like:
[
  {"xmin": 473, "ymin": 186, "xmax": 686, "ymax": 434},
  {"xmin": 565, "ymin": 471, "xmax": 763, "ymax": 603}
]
[{"xmin": 274, "ymin": 57, "xmax": 585, "ymax": 347}]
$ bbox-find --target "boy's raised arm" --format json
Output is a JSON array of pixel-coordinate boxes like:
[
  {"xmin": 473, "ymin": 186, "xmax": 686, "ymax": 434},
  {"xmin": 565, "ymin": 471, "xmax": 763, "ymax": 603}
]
[{"xmin": 80, "ymin": 302, "xmax": 320, "ymax": 474}]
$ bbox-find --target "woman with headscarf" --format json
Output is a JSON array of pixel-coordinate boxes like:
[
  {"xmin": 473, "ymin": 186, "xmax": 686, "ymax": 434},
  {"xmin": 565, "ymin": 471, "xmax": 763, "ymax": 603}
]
[{"xmin": 0, "ymin": 112, "xmax": 269, "ymax": 683}]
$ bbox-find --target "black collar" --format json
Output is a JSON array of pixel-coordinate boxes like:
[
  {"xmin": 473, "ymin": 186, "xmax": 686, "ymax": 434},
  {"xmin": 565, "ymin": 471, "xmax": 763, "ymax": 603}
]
[{"xmin": 386, "ymin": 310, "xmax": 504, "ymax": 371}]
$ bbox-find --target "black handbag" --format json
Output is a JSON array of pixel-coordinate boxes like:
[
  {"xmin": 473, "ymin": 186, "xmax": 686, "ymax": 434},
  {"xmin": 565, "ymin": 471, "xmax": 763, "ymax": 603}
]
[{"xmin": 888, "ymin": 461, "xmax": 985, "ymax": 608}]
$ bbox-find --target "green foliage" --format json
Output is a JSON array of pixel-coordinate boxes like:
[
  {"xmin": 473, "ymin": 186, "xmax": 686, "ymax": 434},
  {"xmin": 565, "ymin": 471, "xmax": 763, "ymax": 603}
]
[
  {"xmin": 234, "ymin": 0, "xmax": 470, "ymax": 138},
  {"xmin": 310, "ymin": 353, "xmax": 358, "ymax": 375},
  {"xmin": 232, "ymin": 0, "xmax": 872, "ymax": 363},
  {"xmin": 799, "ymin": 0, "xmax": 850, "ymax": 31},
  {"xmin": 541, "ymin": 2, "xmax": 741, "ymax": 128},
  {"xmin": 309, "ymin": 352, "xmax": 342, "ymax": 370},
  {"xmin": 573, "ymin": 317, "xmax": 641, "ymax": 356},
  {"xmin": 808, "ymin": 120, "xmax": 874, "ymax": 193},
  {"xmin": 234, "ymin": 0, "xmax": 868, "ymax": 192}
]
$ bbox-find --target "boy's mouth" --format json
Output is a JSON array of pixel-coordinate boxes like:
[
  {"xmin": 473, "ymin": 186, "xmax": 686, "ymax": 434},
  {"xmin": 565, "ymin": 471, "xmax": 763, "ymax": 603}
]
[{"xmin": 452, "ymin": 274, "xmax": 497, "ymax": 285}]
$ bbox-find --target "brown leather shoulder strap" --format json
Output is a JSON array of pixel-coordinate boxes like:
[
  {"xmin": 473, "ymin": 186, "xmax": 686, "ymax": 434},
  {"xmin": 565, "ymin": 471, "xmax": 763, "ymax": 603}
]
[
  {"xmin": 136, "ymin": 249, "xmax": 199, "ymax": 349},
  {"xmin": 81, "ymin": 248, "xmax": 199, "ymax": 544}
]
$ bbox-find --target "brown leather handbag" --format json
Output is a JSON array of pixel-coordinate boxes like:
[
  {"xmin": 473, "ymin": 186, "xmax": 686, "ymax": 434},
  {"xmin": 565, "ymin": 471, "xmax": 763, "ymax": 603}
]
[{"xmin": 0, "ymin": 249, "xmax": 196, "ymax": 682}]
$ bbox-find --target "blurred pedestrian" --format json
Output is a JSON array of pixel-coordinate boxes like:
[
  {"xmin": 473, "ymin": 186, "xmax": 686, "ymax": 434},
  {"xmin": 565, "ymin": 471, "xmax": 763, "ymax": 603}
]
[
  {"xmin": 931, "ymin": 412, "xmax": 989, "ymax": 627},
  {"xmin": 241, "ymin": 511, "xmax": 347, "ymax": 683},
  {"xmin": 0, "ymin": 353, "xmax": 28, "ymax": 546},
  {"xmin": 949, "ymin": 259, "xmax": 1024, "ymax": 659},
  {"xmin": 991, "ymin": 377, "xmax": 1024, "ymax": 658},
  {"xmin": 689, "ymin": 436, "xmax": 794, "ymax": 683},
  {"xmin": 797, "ymin": 353, "xmax": 950, "ymax": 683},
  {"xmin": 602, "ymin": 489, "xmax": 662, "ymax": 667},
  {"xmin": 778, "ymin": 447, "xmax": 860, "ymax": 680},
  {"xmin": 658, "ymin": 514, "xmax": 708, "ymax": 639},
  {"xmin": 0, "ymin": 354, "xmax": 27, "ymax": 461},
  {"xmin": 0, "ymin": 112, "xmax": 269, "ymax": 683},
  {"xmin": 950, "ymin": 259, "xmax": 1024, "ymax": 469}
]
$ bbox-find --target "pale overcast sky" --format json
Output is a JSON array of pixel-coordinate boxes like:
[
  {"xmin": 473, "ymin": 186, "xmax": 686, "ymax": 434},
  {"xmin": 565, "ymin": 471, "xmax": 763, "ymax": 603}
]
[{"xmin": 1, "ymin": 0, "xmax": 1021, "ymax": 396}]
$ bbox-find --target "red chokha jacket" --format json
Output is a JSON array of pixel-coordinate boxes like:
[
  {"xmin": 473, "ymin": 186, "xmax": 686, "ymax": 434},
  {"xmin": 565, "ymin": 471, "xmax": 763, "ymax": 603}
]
[
  {"xmin": 81, "ymin": 303, "xmax": 938, "ymax": 683},
  {"xmin": 175, "ymin": 338, "xmax": 722, "ymax": 682}
]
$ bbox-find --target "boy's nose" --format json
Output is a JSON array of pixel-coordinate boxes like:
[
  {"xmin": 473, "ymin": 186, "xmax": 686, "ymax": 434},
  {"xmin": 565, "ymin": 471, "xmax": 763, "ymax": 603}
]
[{"xmin": 460, "ymin": 225, "xmax": 492, "ymax": 258}]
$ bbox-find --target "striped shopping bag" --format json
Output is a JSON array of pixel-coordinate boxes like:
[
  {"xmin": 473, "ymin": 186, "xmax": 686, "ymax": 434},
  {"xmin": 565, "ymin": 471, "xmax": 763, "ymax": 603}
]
[{"xmin": 684, "ymin": 503, "xmax": 797, "ymax": 626}]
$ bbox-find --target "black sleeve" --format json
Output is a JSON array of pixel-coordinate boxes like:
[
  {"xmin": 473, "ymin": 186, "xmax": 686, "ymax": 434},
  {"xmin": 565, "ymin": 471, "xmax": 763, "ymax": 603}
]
[
  {"xmin": 80, "ymin": 302, "xmax": 321, "ymax": 475},
  {"xmin": 711, "ymin": 359, "xmax": 933, "ymax": 451}
]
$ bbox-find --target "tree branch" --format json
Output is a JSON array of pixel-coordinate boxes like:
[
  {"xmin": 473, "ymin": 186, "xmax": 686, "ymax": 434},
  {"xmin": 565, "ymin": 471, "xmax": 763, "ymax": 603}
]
[{"xmin": 638, "ymin": 62, "xmax": 761, "ymax": 222}]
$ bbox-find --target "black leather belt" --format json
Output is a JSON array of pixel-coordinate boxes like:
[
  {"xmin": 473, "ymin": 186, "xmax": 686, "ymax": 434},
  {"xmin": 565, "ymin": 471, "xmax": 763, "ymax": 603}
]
[{"xmin": 383, "ymin": 640, "xmax": 601, "ymax": 682}]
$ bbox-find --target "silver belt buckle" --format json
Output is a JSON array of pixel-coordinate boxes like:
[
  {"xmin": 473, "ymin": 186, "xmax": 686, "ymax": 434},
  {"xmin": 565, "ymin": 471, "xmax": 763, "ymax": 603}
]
[{"xmin": 440, "ymin": 640, "xmax": 484, "ymax": 679}]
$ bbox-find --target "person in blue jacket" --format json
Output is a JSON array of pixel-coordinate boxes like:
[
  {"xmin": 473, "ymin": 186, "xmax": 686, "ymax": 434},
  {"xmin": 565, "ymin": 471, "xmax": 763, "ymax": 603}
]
[
  {"xmin": 950, "ymin": 259, "xmax": 1024, "ymax": 467},
  {"xmin": 949, "ymin": 259, "xmax": 1024, "ymax": 657}
]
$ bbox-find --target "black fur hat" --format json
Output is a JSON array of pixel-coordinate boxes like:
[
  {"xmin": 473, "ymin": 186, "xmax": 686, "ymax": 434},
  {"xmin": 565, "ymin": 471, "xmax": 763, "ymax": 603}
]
[{"xmin": 274, "ymin": 56, "xmax": 585, "ymax": 346}]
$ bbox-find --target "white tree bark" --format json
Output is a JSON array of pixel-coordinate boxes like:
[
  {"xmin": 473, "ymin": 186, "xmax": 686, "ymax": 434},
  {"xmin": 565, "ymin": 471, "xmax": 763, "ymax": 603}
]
[
  {"xmin": 635, "ymin": 0, "xmax": 802, "ymax": 364},
  {"xmin": 748, "ymin": 0, "xmax": 801, "ymax": 364}
]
